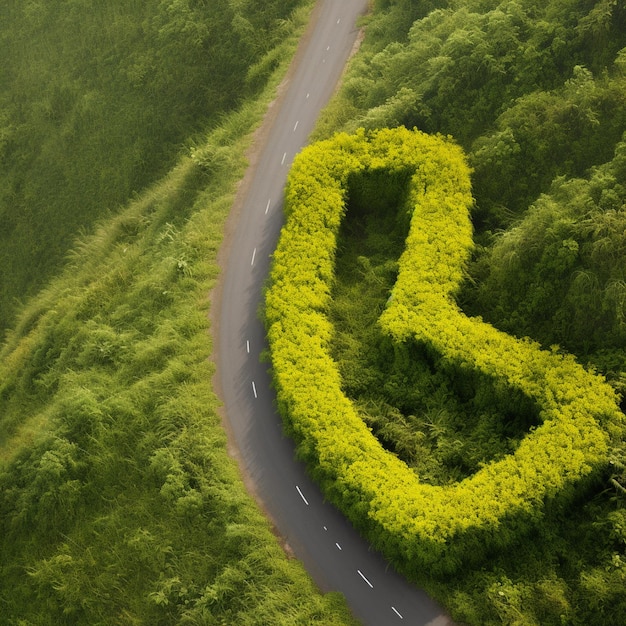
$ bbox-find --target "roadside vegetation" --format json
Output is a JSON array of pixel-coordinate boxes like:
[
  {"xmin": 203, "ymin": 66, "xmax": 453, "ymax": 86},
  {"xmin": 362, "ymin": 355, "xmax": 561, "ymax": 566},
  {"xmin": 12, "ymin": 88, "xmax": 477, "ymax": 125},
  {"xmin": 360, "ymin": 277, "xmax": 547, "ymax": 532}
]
[
  {"xmin": 0, "ymin": 0, "xmax": 306, "ymax": 334},
  {"xmin": 299, "ymin": 0, "xmax": 626, "ymax": 624},
  {"xmin": 265, "ymin": 126, "xmax": 623, "ymax": 615},
  {"xmin": 0, "ymin": 2, "xmax": 357, "ymax": 624}
]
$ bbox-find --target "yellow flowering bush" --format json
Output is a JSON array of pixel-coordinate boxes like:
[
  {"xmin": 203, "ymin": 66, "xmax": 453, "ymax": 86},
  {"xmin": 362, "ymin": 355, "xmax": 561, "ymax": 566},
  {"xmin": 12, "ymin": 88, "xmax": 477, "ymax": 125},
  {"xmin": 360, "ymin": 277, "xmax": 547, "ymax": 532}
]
[{"xmin": 264, "ymin": 127, "xmax": 623, "ymax": 576}]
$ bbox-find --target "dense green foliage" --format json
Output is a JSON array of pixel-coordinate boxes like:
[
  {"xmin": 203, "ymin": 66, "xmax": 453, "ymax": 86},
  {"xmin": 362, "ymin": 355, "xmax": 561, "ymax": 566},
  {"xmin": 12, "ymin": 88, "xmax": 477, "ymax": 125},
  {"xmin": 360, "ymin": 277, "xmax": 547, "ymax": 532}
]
[
  {"xmin": 264, "ymin": 128, "xmax": 623, "ymax": 581},
  {"xmin": 0, "ymin": 3, "xmax": 356, "ymax": 623},
  {"xmin": 316, "ymin": 0, "xmax": 626, "ymax": 365},
  {"xmin": 304, "ymin": 0, "xmax": 626, "ymax": 623},
  {"xmin": 0, "ymin": 0, "xmax": 304, "ymax": 334},
  {"xmin": 467, "ymin": 135, "xmax": 626, "ymax": 377}
]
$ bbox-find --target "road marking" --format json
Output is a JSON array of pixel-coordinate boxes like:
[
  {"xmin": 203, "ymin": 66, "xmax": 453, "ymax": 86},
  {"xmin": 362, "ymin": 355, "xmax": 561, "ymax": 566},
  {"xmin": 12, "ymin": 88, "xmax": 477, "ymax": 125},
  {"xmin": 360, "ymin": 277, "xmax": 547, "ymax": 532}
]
[
  {"xmin": 327, "ymin": 45, "xmax": 330, "ymax": 51},
  {"xmin": 323, "ymin": 526, "xmax": 328, "ymax": 531},
  {"xmin": 246, "ymin": 340, "xmax": 250, "ymax": 354},
  {"xmin": 337, "ymin": 18, "xmax": 341, "ymax": 24},
  {"xmin": 391, "ymin": 606, "xmax": 404, "ymax": 619},
  {"xmin": 252, "ymin": 381, "xmax": 257, "ymax": 398},
  {"xmin": 293, "ymin": 120, "xmax": 299, "ymax": 132},
  {"xmin": 250, "ymin": 247, "xmax": 256, "ymax": 266},
  {"xmin": 296, "ymin": 485, "xmax": 309, "ymax": 505},
  {"xmin": 265, "ymin": 198, "xmax": 271, "ymax": 214},
  {"xmin": 335, "ymin": 542, "xmax": 342, "ymax": 551},
  {"xmin": 281, "ymin": 152, "xmax": 287, "ymax": 165},
  {"xmin": 306, "ymin": 93, "xmax": 310, "ymax": 99},
  {"xmin": 357, "ymin": 569, "xmax": 373, "ymax": 588}
]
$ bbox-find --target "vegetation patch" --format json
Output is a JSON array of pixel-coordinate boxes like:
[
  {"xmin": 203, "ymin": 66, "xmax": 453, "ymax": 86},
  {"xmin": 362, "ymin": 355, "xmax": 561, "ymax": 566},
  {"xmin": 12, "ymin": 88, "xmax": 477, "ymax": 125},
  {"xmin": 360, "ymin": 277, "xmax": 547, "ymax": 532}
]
[
  {"xmin": 332, "ymin": 168, "xmax": 540, "ymax": 484},
  {"xmin": 265, "ymin": 126, "xmax": 624, "ymax": 577},
  {"xmin": 0, "ymin": 0, "xmax": 307, "ymax": 334},
  {"xmin": 0, "ymin": 2, "xmax": 357, "ymax": 623},
  {"xmin": 307, "ymin": 0, "xmax": 626, "ymax": 622}
]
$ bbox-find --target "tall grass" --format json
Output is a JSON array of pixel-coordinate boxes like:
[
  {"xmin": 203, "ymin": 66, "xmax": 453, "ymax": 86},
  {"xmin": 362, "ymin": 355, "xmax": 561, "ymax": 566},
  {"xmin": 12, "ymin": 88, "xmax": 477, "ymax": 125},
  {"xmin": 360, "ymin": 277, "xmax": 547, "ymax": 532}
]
[
  {"xmin": 0, "ymin": 0, "xmax": 307, "ymax": 334},
  {"xmin": 0, "ymin": 2, "xmax": 356, "ymax": 623}
]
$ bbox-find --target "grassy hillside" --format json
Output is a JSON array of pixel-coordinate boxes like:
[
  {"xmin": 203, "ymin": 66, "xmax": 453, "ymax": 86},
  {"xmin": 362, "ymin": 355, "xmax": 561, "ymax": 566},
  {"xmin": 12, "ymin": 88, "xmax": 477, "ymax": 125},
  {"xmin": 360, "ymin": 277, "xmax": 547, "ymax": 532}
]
[
  {"xmin": 0, "ymin": 2, "xmax": 357, "ymax": 624},
  {"xmin": 0, "ymin": 0, "xmax": 304, "ymax": 334},
  {"xmin": 308, "ymin": 0, "xmax": 626, "ymax": 624}
]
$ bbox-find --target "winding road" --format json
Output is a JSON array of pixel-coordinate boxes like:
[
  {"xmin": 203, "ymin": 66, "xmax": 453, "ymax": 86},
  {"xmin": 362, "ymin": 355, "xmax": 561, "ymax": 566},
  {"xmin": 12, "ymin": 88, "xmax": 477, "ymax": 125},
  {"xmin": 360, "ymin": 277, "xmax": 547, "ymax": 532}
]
[{"xmin": 214, "ymin": 2, "xmax": 455, "ymax": 624}]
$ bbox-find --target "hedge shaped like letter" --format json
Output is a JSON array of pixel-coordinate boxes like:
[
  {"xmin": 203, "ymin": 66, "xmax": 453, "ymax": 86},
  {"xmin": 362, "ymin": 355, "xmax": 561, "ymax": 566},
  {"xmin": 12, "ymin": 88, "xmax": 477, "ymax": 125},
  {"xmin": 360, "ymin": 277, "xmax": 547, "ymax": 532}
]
[{"xmin": 264, "ymin": 127, "xmax": 623, "ymax": 577}]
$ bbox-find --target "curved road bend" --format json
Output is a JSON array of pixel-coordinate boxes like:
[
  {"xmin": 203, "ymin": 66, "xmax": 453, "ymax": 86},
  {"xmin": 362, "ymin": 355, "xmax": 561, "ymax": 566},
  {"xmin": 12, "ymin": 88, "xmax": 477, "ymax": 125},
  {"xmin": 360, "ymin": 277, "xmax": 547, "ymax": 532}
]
[{"xmin": 214, "ymin": 1, "xmax": 455, "ymax": 624}]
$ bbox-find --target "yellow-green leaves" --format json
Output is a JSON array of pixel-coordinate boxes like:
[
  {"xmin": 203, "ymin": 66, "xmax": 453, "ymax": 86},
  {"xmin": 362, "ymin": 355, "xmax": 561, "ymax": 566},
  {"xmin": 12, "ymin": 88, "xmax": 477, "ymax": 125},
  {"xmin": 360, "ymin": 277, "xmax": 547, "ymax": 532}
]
[{"xmin": 265, "ymin": 127, "xmax": 624, "ymax": 576}]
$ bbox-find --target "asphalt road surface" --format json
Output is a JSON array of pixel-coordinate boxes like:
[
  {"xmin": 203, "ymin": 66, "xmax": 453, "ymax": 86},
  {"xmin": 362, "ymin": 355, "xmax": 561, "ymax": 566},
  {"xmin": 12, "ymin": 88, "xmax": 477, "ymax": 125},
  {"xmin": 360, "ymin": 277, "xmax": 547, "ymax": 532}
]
[{"xmin": 215, "ymin": 2, "xmax": 456, "ymax": 624}]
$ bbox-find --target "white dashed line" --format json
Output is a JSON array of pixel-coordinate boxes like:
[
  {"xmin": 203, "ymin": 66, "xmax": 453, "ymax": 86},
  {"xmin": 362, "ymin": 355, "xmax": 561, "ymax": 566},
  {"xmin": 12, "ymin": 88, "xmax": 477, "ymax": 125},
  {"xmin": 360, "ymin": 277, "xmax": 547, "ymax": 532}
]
[
  {"xmin": 246, "ymin": 340, "xmax": 250, "ymax": 354},
  {"xmin": 357, "ymin": 570, "xmax": 373, "ymax": 588},
  {"xmin": 335, "ymin": 542, "xmax": 342, "ymax": 551},
  {"xmin": 326, "ymin": 45, "xmax": 330, "ymax": 51},
  {"xmin": 392, "ymin": 606, "xmax": 404, "ymax": 619},
  {"xmin": 265, "ymin": 198, "xmax": 271, "ymax": 214},
  {"xmin": 337, "ymin": 18, "xmax": 341, "ymax": 24},
  {"xmin": 293, "ymin": 120, "xmax": 299, "ymax": 132},
  {"xmin": 306, "ymin": 92, "xmax": 310, "ymax": 99},
  {"xmin": 296, "ymin": 485, "xmax": 309, "ymax": 505},
  {"xmin": 281, "ymin": 152, "xmax": 287, "ymax": 165},
  {"xmin": 251, "ymin": 247, "xmax": 256, "ymax": 266},
  {"xmin": 323, "ymin": 526, "xmax": 328, "ymax": 531},
  {"xmin": 252, "ymin": 381, "xmax": 257, "ymax": 398}
]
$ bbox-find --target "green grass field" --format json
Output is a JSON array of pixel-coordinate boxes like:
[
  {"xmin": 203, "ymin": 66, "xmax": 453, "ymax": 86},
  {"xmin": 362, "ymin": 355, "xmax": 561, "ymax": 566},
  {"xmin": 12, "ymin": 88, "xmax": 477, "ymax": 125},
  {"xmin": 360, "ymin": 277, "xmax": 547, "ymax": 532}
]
[{"xmin": 0, "ymin": 2, "xmax": 357, "ymax": 623}]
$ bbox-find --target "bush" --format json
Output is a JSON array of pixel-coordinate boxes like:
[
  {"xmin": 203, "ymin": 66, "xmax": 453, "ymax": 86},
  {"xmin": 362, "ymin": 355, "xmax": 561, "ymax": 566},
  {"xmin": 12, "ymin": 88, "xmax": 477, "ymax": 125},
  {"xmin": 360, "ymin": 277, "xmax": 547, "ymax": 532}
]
[{"xmin": 265, "ymin": 127, "xmax": 624, "ymax": 577}]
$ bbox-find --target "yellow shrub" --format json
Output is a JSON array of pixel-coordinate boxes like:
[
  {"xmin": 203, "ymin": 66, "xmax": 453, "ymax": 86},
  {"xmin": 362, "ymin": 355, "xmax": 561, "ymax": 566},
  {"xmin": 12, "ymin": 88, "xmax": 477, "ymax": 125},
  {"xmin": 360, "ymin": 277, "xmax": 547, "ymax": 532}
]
[{"xmin": 264, "ymin": 127, "xmax": 624, "ymax": 576}]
